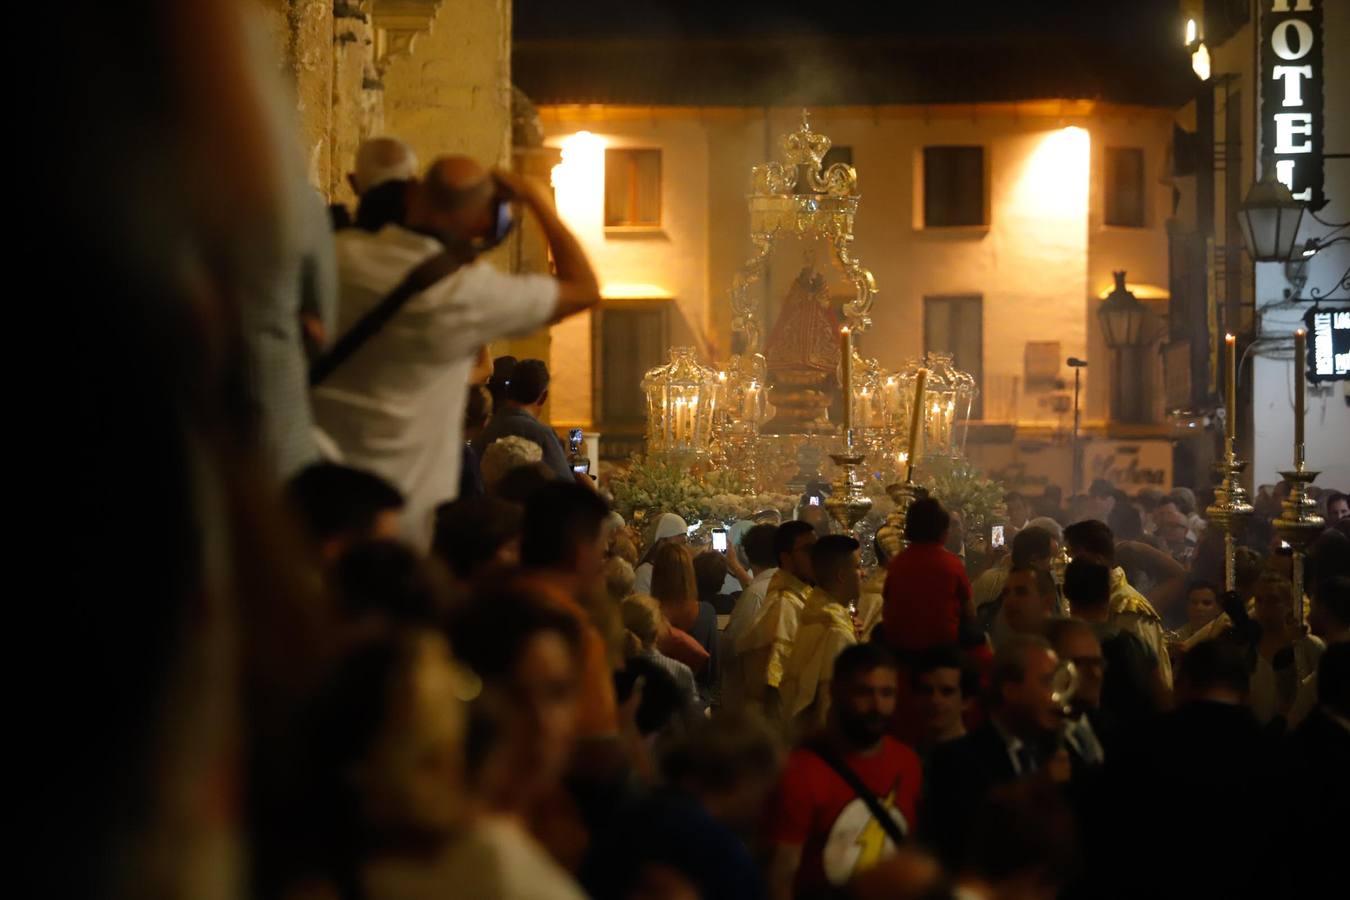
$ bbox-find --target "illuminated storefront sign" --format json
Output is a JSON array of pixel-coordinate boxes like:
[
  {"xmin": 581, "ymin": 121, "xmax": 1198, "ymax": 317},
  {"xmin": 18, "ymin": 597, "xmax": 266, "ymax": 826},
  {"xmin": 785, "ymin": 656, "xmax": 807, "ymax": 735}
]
[
  {"xmin": 1261, "ymin": 0, "xmax": 1325, "ymax": 209},
  {"xmin": 1305, "ymin": 306, "xmax": 1350, "ymax": 383}
]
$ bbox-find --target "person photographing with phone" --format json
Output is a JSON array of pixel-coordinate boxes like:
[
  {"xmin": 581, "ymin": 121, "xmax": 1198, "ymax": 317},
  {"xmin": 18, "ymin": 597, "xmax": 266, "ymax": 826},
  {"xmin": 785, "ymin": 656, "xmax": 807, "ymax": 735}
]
[{"xmin": 313, "ymin": 156, "xmax": 600, "ymax": 547}]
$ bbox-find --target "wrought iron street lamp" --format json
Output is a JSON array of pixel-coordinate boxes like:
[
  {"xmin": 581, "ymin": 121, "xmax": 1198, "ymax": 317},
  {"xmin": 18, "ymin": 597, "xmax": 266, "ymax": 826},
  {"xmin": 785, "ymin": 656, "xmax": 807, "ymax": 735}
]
[
  {"xmin": 1098, "ymin": 271, "xmax": 1156, "ymax": 426},
  {"xmin": 1098, "ymin": 271, "xmax": 1152, "ymax": 350},
  {"xmin": 1238, "ymin": 163, "xmax": 1306, "ymax": 263}
]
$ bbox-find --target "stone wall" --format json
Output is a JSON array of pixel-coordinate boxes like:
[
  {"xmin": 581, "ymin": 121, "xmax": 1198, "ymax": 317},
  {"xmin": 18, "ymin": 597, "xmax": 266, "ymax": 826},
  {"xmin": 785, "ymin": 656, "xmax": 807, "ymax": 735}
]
[
  {"xmin": 258, "ymin": 0, "xmax": 512, "ymax": 205},
  {"xmin": 383, "ymin": 0, "xmax": 514, "ymax": 172}
]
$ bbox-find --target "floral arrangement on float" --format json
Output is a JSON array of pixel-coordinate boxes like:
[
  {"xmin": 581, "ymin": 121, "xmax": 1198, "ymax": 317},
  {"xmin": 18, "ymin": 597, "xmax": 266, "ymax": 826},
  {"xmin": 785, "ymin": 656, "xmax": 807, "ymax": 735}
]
[{"xmin": 605, "ymin": 454, "xmax": 798, "ymax": 531}]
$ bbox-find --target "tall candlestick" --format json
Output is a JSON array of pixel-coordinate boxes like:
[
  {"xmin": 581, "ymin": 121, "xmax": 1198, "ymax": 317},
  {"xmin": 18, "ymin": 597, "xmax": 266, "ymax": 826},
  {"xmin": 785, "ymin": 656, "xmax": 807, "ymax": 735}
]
[
  {"xmin": 905, "ymin": 368, "xmax": 928, "ymax": 482},
  {"xmin": 1294, "ymin": 329, "xmax": 1306, "ymax": 463},
  {"xmin": 840, "ymin": 327, "xmax": 854, "ymax": 436},
  {"xmin": 1224, "ymin": 333, "xmax": 1236, "ymax": 449}
]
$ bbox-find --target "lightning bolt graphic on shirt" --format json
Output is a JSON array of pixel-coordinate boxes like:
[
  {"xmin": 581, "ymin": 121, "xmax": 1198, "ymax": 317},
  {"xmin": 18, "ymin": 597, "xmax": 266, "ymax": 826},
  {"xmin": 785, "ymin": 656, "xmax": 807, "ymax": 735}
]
[{"xmin": 853, "ymin": 787, "xmax": 899, "ymax": 870}]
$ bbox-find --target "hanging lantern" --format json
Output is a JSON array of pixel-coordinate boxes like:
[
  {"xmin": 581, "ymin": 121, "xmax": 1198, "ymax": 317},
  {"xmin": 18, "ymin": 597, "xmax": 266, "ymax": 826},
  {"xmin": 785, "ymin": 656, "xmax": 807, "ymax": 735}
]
[
  {"xmin": 1097, "ymin": 271, "xmax": 1154, "ymax": 349},
  {"xmin": 1238, "ymin": 162, "xmax": 1306, "ymax": 263}
]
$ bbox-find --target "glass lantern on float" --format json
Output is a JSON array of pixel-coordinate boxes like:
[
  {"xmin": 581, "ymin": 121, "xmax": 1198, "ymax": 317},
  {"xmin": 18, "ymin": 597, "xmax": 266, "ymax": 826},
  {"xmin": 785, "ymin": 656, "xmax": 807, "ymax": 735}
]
[
  {"xmin": 890, "ymin": 361, "xmax": 925, "ymax": 467},
  {"xmin": 643, "ymin": 347, "xmax": 721, "ymax": 458},
  {"xmin": 848, "ymin": 353, "xmax": 888, "ymax": 448},
  {"xmin": 951, "ymin": 367, "xmax": 978, "ymax": 454},
  {"xmin": 923, "ymin": 352, "xmax": 963, "ymax": 457},
  {"xmin": 721, "ymin": 352, "xmax": 770, "ymax": 434}
]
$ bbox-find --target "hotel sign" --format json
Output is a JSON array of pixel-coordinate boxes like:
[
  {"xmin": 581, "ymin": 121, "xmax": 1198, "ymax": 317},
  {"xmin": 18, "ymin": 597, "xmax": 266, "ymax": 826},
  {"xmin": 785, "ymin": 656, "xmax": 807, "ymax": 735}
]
[{"xmin": 1261, "ymin": 0, "xmax": 1326, "ymax": 209}]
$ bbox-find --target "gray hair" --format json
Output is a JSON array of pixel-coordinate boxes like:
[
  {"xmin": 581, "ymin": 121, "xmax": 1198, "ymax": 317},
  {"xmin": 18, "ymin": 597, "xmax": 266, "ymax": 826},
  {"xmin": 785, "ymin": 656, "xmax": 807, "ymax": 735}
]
[{"xmin": 1025, "ymin": 516, "xmax": 1063, "ymax": 544}]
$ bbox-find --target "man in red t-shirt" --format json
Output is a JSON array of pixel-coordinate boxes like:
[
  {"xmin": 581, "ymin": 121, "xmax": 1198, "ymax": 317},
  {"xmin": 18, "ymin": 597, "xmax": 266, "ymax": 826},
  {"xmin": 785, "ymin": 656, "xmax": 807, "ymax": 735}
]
[{"xmin": 768, "ymin": 643, "xmax": 922, "ymax": 900}]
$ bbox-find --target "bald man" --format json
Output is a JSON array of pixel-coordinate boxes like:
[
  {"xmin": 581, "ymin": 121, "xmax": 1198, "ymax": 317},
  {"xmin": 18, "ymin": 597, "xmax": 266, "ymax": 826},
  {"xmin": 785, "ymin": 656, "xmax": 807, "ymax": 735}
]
[
  {"xmin": 349, "ymin": 137, "xmax": 418, "ymax": 232},
  {"xmin": 313, "ymin": 157, "xmax": 600, "ymax": 546}
]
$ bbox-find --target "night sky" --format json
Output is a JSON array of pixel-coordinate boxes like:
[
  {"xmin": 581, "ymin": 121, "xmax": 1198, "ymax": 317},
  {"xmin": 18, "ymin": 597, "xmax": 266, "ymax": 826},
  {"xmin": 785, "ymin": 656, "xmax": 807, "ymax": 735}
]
[{"xmin": 515, "ymin": 0, "xmax": 1187, "ymax": 57}]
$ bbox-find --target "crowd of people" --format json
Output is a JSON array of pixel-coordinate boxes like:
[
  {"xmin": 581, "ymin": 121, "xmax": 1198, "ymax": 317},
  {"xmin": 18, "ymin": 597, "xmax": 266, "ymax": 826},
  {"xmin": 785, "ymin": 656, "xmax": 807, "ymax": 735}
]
[{"xmin": 57, "ymin": 5, "xmax": 1347, "ymax": 899}]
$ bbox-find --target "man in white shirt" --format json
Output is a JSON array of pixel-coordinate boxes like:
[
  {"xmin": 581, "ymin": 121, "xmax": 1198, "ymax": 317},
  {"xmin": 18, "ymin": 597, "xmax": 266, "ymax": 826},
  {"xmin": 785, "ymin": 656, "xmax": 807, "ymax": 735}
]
[
  {"xmin": 313, "ymin": 158, "xmax": 600, "ymax": 545},
  {"xmin": 724, "ymin": 524, "xmax": 782, "ymax": 649},
  {"xmin": 721, "ymin": 524, "xmax": 781, "ymax": 707}
]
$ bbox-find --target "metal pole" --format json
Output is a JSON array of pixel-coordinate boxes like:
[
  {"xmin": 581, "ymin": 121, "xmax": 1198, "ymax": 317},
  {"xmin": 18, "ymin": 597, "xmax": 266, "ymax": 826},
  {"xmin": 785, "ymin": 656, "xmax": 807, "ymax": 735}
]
[
  {"xmin": 1072, "ymin": 366, "xmax": 1082, "ymax": 497},
  {"xmin": 1292, "ymin": 551, "xmax": 1306, "ymax": 630},
  {"xmin": 1224, "ymin": 531, "xmax": 1236, "ymax": 593}
]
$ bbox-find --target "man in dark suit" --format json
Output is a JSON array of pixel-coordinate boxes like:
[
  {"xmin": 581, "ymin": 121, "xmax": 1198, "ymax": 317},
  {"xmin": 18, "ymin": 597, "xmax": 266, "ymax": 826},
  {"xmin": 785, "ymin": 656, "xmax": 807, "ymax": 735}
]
[
  {"xmin": 1277, "ymin": 642, "xmax": 1350, "ymax": 899},
  {"xmin": 471, "ymin": 358, "xmax": 574, "ymax": 482},
  {"xmin": 1045, "ymin": 617, "xmax": 1117, "ymax": 773},
  {"xmin": 1063, "ymin": 560, "xmax": 1163, "ymax": 729},
  {"xmin": 1085, "ymin": 639, "xmax": 1278, "ymax": 899},
  {"xmin": 922, "ymin": 634, "xmax": 1064, "ymax": 869}
]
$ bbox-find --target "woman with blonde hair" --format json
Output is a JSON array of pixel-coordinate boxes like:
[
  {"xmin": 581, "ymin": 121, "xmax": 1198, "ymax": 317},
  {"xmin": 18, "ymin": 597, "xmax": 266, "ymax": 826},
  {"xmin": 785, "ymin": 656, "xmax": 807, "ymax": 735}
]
[
  {"xmin": 651, "ymin": 543, "xmax": 699, "ymax": 630},
  {"xmin": 621, "ymin": 594, "xmax": 700, "ymax": 712},
  {"xmin": 651, "ymin": 543, "xmax": 721, "ymax": 698}
]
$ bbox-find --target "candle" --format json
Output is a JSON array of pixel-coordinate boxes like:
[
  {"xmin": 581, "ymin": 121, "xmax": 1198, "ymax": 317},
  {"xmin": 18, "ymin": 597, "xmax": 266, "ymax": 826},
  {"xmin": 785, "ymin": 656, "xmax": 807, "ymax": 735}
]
[
  {"xmin": 1294, "ymin": 328, "xmax": 1306, "ymax": 461},
  {"xmin": 1225, "ymin": 333, "xmax": 1236, "ymax": 448},
  {"xmin": 906, "ymin": 368, "xmax": 929, "ymax": 481},
  {"xmin": 840, "ymin": 326, "xmax": 853, "ymax": 434}
]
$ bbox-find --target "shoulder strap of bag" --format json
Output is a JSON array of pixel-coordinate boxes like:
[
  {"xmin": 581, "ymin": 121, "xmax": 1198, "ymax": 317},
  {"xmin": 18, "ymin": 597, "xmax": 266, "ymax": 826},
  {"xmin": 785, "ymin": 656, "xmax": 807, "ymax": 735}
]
[
  {"xmin": 806, "ymin": 739, "xmax": 907, "ymax": 849},
  {"xmin": 309, "ymin": 244, "xmax": 474, "ymax": 387}
]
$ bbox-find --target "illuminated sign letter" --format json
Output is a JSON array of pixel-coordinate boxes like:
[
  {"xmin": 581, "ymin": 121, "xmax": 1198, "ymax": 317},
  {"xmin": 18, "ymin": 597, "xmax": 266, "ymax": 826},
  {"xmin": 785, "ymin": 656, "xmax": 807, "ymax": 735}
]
[
  {"xmin": 1273, "ymin": 113, "xmax": 1313, "ymax": 153},
  {"xmin": 1272, "ymin": 65, "xmax": 1313, "ymax": 104},
  {"xmin": 1271, "ymin": 19, "xmax": 1313, "ymax": 59}
]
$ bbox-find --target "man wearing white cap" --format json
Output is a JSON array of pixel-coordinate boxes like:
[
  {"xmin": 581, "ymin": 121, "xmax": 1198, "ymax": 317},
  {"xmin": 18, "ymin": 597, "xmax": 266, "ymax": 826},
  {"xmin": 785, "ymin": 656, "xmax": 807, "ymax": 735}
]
[
  {"xmin": 634, "ymin": 513, "xmax": 689, "ymax": 595},
  {"xmin": 349, "ymin": 137, "xmax": 418, "ymax": 232}
]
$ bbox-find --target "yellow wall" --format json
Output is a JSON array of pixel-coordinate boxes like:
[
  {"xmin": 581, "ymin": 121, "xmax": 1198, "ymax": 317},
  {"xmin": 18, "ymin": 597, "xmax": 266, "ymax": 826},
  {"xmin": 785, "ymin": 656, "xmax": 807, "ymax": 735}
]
[
  {"xmin": 542, "ymin": 117, "xmax": 712, "ymax": 427},
  {"xmin": 383, "ymin": 0, "xmax": 513, "ymax": 170}
]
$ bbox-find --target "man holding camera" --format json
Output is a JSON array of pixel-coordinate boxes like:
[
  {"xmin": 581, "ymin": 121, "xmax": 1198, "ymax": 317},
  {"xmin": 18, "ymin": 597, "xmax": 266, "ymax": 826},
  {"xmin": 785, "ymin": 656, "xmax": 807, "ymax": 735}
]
[{"xmin": 312, "ymin": 156, "xmax": 600, "ymax": 545}]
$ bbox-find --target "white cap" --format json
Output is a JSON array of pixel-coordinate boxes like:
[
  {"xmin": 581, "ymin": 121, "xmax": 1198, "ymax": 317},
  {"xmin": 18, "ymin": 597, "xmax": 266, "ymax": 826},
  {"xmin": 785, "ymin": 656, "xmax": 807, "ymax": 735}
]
[
  {"xmin": 352, "ymin": 137, "xmax": 418, "ymax": 195},
  {"xmin": 653, "ymin": 513, "xmax": 689, "ymax": 541}
]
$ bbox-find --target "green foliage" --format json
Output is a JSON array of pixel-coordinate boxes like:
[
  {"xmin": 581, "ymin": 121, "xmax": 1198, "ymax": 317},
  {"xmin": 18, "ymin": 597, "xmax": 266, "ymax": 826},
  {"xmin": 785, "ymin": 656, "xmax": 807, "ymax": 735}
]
[{"xmin": 919, "ymin": 456, "xmax": 1007, "ymax": 534}]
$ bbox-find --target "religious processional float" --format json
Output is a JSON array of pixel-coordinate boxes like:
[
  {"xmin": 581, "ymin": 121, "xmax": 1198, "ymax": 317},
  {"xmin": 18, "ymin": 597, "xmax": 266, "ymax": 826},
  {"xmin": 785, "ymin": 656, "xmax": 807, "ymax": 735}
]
[{"xmin": 606, "ymin": 112, "xmax": 1007, "ymax": 560}]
